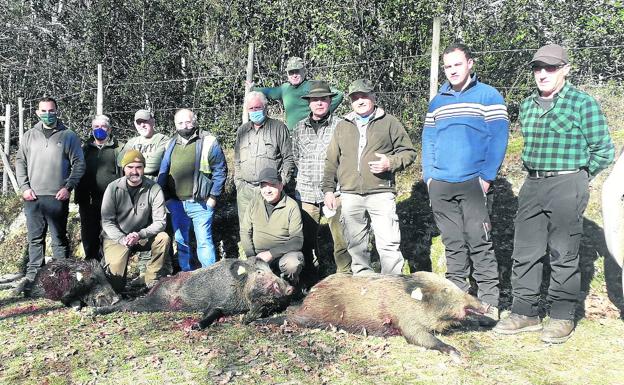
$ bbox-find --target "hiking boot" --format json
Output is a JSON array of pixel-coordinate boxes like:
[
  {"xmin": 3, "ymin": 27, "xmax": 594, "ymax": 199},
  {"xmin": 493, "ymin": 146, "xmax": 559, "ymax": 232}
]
[
  {"xmin": 541, "ymin": 318, "xmax": 574, "ymax": 344},
  {"xmin": 493, "ymin": 313, "xmax": 542, "ymax": 334}
]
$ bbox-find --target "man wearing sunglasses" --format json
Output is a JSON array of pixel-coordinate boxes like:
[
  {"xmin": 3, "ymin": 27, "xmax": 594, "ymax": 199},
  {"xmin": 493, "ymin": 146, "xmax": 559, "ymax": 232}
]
[
  {"xmin": 494, "ymin": 44, "xmax": 614, "ymax": 343},
  {"xmin": 250, "ymin": 57, "xmax": 343, "ymax": 132}
]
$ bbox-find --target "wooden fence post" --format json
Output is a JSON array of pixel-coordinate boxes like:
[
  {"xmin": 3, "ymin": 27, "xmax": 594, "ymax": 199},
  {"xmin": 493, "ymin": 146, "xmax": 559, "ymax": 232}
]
[
  {"xmin": 97, "ymin": 64, "xmax": 103, "ymax": 115},
  {"xmin": 2, "ymin": 104, "xmax": 11, "ymax": 194},
  {"xmin": 429, "ymin": 17, "xmax": 441, "ymax": 101},
  {"xmin": 242, "ymin": 42, "xmax": 255, "ymax": 124},
  {"xmin": 18, "ymin": 97, "xmax": 24, "ymax": 145}
]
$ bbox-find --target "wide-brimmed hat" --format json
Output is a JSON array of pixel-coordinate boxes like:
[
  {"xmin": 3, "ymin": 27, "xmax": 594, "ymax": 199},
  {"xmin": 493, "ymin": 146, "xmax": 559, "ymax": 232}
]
[
  {"xmin": 134, "ymin": 109, "xmax": 153, "ymax": 121},
  {"xmin": 301, "ymin": 80, "xmax": 337, "ymax": 99},
  {"xmin": 348, "ymin": 79, "xmax": 375, "ymax": 96},
  {"xmin": 121, "ymin": 149, "xmax": 145, "ymax": 168},
  {"xmin": 530, "ymin": 44, "xmax": 569, "ymax": 66},
  {"xmin": 285, "ymin": 57, "xmax": 305, "ymax": 71},
  {"xmin": 258, "ymin": 168, "xmax": 281, "ymax": 184}
]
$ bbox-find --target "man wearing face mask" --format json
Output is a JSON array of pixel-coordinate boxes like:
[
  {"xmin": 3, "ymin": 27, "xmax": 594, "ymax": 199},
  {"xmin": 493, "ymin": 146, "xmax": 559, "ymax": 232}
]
[
  {"xmin": 234, "ymin": 91, "xmax": 295, "ymax": 226},
  {"xmin": 117, "ymin": 110, "xmax": 170, "ymax": 181},
  {"xmin": 322, "ymin": 80, "xmax": 417, "ymax": 276},
  {"xmin": 14, "ymin": 97, "xmax": 85, "ymax": 295},
  {"xmin": 157, "ymin": 109, "xmax": 227, "ymax": 271},
  {"xmin": 75, "ymin": 115, "xmax": 123, "ymax": 261},
  {"xmin": 249, "ymin": 57, "xmax": 344, "ymax": 132}
]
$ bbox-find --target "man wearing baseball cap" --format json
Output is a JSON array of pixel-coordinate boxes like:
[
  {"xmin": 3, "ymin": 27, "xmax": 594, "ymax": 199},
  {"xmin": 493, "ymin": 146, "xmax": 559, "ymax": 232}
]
[
  {"xmin": 292, "ymin": 80, "xmax": 352, "ymax": 276},
  {"xmin": 322, "ymin": 79, "xmax": 416, "ymax": 276},
  {"xmin": 239, "ymin": 167, "xmax": 304, "ymax": 285},
  {"xmin": 101, "ymin": 149, "xmax": 171, "ymax": 291},
  {"xmin": 249, "ymin": 56, "xmax": 344, "ymax": 131},
  {"xmin": 494, "ymin": 44, "xmax": 614, "ymax": 342},
  {"xmin": 117, "ymin": 109, "xmax": 170, "ymax": 181}
]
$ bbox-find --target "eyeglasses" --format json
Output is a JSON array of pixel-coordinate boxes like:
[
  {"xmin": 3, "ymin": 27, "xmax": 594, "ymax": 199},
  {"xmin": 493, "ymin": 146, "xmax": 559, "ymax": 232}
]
[
  {"xmin": 532, "ymin": 64, "xmax": 563, "ymax": 73},
  {"xmin": 92, "ymin": 126, "xmax": 107, "ymax": 129},
  {"xmin": 287, "ymin": 70, "xmax": 302, "ymax": 76}
]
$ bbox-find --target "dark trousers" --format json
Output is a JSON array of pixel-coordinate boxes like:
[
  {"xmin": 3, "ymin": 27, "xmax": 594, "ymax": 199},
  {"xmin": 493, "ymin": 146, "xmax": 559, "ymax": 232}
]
[
  {"xmin": 24, "ymin": 196, "xmax": 70, "ymax": 279},
  {"xmin": 429, "ymin": 177, "xmax": 499, "ymax": 307},
  {"xmin": 510, "ymin": 171, "xmax": 589, "ymax": 320},
  {"xmin": 79, "ymin": 200, "xmax": 103, "ymax": 261}
]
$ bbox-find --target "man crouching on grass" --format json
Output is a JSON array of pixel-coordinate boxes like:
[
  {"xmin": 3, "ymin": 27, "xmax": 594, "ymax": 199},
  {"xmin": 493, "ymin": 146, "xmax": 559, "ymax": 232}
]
[{"xmin": 101, "ymin": 150, "xmax": 171, "ymax": 292}]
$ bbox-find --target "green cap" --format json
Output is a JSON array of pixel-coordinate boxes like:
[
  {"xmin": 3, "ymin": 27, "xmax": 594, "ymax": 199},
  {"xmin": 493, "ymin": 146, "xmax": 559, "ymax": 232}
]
[
  {"xmin": 348, "ymin": 79, "xmax": 374, "ymax": 96},
  {"xmin": 301, "ymin": 80, "xmax": 337, "ymax": 99},
  {"xmin": 285, "ymin": 57, "xmax": 305, "ymax": 71}
]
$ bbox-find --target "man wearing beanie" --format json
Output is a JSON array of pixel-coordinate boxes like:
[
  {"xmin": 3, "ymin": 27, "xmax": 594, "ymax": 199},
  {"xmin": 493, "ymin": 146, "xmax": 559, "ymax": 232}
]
[
  {"xmin": 117, "ymin": 109, "xmax": 171, "ymax": 274},
  {"xmin": 101, "ymin": 149, "xmax": 170, "ymax": 291},
  {"xmin": 494, "ymin": 44, "xmax": 614, "ymax": 343}
]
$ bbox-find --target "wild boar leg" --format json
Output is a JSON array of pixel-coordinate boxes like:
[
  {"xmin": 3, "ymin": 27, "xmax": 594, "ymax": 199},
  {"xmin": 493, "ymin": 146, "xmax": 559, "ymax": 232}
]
[{"xmin": 194, "ymin": 308, "xmax": 224, "ymax": 329}]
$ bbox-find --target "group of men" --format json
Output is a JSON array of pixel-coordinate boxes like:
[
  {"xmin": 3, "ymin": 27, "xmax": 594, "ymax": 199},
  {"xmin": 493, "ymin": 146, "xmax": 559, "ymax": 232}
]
[{"xmin": 14, "ymin": 42, "xmax": 615, "ymax": 344}]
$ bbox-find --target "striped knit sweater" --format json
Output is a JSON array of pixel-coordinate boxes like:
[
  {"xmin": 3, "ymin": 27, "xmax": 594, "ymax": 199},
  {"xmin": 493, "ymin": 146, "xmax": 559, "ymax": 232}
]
[{"xmin": 422, "ymin": 74, "xmax": 509, "ymax": 183}]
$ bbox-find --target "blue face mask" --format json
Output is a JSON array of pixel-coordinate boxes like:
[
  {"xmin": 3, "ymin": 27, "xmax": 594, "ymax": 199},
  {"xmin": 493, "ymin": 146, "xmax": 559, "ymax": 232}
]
[
  {"xmin": 249, "ymin": 110, "xmax": 266, "ymax": 124},
  {"xmin": 93, "ymin": 128, "xmax": 108, "ymax": 141}
]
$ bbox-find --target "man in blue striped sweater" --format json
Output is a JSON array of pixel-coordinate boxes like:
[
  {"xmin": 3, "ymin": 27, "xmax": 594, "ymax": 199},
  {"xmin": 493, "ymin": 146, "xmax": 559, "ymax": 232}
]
[{"xmin": 422, "ymin": 43, "xmax": 509, "ymax": 325}]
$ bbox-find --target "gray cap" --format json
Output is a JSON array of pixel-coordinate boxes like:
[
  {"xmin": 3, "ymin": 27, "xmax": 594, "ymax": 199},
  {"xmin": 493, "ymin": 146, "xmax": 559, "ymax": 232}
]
[
  {"xmin": 348, "ymin": 79, "xmax": 374, "ymax": 96},
  {"xmin": 134, "ymin": 109, "xmax": 153, "ymax": 121},
  {"xmin": 301, "ymin": 80, "xmax": 337, "ymax": 99},
  {"xmin": 530, "ymin": 44, "xmax": 569, "ymax": 66},
  {"xmin": 285, "ymin": 57, "xmax": 305, "ymax": 71},
  {"xmin": 258, "ymin": 168, "xmax": 281, "ymax": 184}
]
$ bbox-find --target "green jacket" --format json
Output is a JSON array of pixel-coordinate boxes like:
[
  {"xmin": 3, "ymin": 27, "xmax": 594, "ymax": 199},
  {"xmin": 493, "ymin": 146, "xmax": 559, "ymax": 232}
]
[
  {"xmin": 101, "ymin": 177, "xmax": 166, "ymax": 243},
  {"xmin": 240, "ymin": 192, "xmax": 303, "ymax": 259},
  {"xmin": 322, "ymin": 107, "xmax": 416, "ymax": 195},
  {"xmin": 255, "ymin": 79, "xmax": 343, "ymax": 130},
  {"xmin": 520, "ymin": 81, "xmax": 614, "ymax": 176}
]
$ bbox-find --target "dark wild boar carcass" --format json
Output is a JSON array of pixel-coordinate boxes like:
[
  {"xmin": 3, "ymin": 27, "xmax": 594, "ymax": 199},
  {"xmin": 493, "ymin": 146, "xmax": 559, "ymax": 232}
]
[{"xmin": 94, "ymin": 258, "xmax": 293, "ymax": 329}]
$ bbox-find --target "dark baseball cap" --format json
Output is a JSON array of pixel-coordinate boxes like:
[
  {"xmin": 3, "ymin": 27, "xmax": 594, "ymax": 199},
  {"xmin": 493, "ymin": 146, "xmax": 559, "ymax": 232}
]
[
  {"xmin": 530, "ymin": 44, "xmax": 569, "ymax": 66},
  {"xmin": 258, "ymin": 168, "xmax": 281, "ymax": 184}
]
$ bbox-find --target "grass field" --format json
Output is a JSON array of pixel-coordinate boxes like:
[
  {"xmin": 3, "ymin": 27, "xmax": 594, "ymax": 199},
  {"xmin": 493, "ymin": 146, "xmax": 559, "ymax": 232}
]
[{"xmin": 1, "ymin": 118, "xmax": 623, "ymax": 385}]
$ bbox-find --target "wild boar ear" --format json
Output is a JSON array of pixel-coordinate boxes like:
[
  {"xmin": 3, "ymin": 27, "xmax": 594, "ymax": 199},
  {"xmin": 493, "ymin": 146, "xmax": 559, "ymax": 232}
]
[
  {"xmin": 410, "ymin": 287, "xmax": 423, "ymax": 301},
  {"xmin": 229, "ymin": 261, "xmax": 249, "ymax": 278}
]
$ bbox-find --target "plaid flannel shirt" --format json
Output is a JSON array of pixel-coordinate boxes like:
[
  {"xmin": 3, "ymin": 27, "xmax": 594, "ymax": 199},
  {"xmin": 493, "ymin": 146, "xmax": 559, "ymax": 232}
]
[
  {"xmin": 292, "ymin": 114, "xmax": 342, "ymax": 203},
  {"xmin": 520, "ymin": 82, "xmax": 614, "ymax": 176}
]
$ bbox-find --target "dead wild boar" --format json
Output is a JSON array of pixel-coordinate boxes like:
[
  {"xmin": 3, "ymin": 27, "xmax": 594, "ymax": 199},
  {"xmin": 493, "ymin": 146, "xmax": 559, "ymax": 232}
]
[
  {"xmin": 287, "ymin": 272, "xmax": 487, "ymax": 358},
  {"xmin": 94, "ymin": 258, "xmax": 294, "ymax": 329},
  {"xmin": 7, "ymin": 259, "xmax": 119, "ymax": 308}
]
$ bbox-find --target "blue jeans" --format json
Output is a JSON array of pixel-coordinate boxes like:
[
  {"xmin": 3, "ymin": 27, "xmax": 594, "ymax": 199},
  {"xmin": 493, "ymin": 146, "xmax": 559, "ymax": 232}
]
[{"xmin": 166, "ymin": 199, "xmax": 216, "ymax": 271}]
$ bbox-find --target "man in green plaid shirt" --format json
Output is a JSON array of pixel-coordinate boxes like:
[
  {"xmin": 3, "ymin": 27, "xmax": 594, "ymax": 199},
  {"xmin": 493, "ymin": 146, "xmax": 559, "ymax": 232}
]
[{"xmin": 494, "ymin": 44, "xmax": 614, "ymax": 343}]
